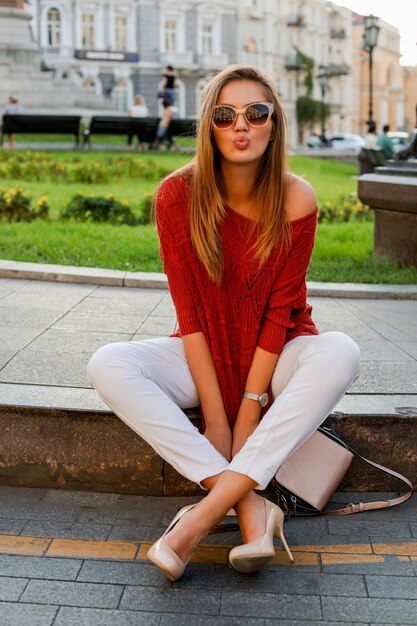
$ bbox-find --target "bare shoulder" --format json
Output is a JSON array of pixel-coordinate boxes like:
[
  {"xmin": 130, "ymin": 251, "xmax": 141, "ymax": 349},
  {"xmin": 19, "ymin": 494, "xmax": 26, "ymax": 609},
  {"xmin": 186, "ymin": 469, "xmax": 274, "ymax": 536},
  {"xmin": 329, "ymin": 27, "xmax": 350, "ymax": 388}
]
[{"xmin": 285, "ymin": 175, "xmax": 317, "ymax": 222}]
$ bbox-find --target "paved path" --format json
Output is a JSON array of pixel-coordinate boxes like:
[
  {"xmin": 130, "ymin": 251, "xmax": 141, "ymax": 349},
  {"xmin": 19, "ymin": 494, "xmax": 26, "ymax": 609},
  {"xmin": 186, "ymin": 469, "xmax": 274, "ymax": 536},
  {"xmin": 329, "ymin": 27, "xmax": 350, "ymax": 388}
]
[{"xmin": 1, "ymin": 267, "xmax": 417, "ymax": 624}]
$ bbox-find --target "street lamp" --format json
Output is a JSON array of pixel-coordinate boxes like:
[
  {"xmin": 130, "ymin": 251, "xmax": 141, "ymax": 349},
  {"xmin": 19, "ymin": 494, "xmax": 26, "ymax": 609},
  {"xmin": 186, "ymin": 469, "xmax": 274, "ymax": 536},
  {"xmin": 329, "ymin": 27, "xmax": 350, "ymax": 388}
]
[
  {"xmin": 317, "ymin": 64, "xmax": 329, "ymax": 144},
  {"xmin": 362, "ymin": 14, "xmax": 380, "ymax": 128}
]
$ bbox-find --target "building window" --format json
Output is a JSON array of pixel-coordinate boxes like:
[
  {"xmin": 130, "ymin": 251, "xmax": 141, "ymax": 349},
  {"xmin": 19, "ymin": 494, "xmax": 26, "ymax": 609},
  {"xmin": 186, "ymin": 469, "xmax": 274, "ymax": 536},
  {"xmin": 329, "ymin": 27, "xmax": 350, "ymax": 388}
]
[
  {"xmin": 81, "ymin": 14, "xmax": 95, "ymax": 49},
  {"xmin": 202, "ymin": 22, "xmax": 213, "ymax": 55},
  {"xmin": 115, "ymin": 16, "xmax": 127, "ymax": 50},
  {"xmin": 47, "ymin": 7, "xmax": 61, "ymax": 46},
  {"xmin": 165, "ymin": 19, "xmax": 177, "ymax": 52}
]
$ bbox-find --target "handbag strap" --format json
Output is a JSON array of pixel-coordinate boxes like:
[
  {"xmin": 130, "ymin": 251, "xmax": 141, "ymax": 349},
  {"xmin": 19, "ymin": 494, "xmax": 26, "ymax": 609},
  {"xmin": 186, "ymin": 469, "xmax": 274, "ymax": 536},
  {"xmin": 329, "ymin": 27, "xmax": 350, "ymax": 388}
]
[{"xmin": 324, "ymin": 441, "xmax": 413, "ymax": 516}]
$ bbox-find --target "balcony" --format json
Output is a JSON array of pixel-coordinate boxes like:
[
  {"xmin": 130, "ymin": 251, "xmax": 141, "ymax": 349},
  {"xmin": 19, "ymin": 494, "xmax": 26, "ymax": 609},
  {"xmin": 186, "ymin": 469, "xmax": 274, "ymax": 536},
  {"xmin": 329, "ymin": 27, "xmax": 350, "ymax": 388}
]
[
  {"xmin": 284, "ymin": 53, "xmax": 304, "ymax": 72},
  {"xmin": 159, "ymin": 52, "xmax": 194, "ymax": 68},
  {"xmin": 196, "ymin": 53, "xmax": 229, "ymax": 70},
  {"xmin": 330, "ymin": 28, "xmax": 346, "ymax": 39},
  {"xmin": 327, "ymin": 62, "xmax": 350, "ymax": 77},
  {"xmin": 287, "ymin": 14, "xmax": 306, "ymax": 28}
]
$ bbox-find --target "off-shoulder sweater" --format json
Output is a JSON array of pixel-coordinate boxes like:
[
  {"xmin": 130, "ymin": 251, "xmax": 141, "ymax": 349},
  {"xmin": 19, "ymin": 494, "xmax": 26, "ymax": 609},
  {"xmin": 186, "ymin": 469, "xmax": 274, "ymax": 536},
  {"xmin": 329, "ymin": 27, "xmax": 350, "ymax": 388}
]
[{"xmin": 155, "ymin": 174, "xmax": 319, "ymax": 428}]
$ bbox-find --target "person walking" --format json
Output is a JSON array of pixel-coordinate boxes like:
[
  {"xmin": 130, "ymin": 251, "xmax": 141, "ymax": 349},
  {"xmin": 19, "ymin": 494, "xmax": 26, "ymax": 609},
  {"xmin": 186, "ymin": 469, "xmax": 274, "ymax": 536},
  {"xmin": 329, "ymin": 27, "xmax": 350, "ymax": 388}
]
[
  {"xmin": 127, "ymin": 95, "xmax": 149, "ymax": 151},
  {"xmin": 153, "ymin": 99, "xmax": 177, "ymax": 151},
  {"xmin": 87, "ymin": 64, "xmax": 360, "ymax": 581},
  {"xmin": 376, "ymin": 124, "xmax": 395, "ymax": 159},
  {"xmin": 159, "ymin": 65, "xmax": 177, "ymax": 105}
]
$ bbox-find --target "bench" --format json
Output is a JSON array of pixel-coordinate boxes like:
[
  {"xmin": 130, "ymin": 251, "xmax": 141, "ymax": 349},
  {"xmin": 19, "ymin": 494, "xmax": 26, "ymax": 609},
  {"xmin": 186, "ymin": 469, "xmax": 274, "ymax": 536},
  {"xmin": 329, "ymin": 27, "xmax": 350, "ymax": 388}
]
[
  {"xmin": 83, "ymin": 116, "xmax": 160, "ymax": 148},
  {"xmin": 0, "ymin": 114, "xmax": 82, "ymax": 147},
  {"xmin": 166, "ymin": 118, "xmax": 197, "ymax": 142},
  {"xmin": 358, "ymin": 147, "xmax": 387, "ymax": 175}
]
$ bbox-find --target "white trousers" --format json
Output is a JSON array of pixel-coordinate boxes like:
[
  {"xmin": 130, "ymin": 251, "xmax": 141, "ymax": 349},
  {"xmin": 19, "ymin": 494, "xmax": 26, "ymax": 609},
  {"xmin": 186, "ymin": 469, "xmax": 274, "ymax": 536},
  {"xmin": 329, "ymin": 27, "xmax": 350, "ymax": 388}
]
[{"xmin": 87, "ymin": 331, "xmax": 360, "ymax": 489}]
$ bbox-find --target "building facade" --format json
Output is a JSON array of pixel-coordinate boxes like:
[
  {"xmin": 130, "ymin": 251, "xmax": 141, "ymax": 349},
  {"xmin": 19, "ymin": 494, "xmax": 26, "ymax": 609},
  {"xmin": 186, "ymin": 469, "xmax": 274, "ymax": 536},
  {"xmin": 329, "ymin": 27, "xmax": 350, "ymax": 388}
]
[
  {"xmin": 351, "ymin": 14, "xmax": 405, "ymax": 135},
  {"xmin": 23, "ymin": 0, "xmax": 413, "ymax": 141},
  {"xmin": 29, "ymin": 0, "xmax": 237, "ymax": 117}
]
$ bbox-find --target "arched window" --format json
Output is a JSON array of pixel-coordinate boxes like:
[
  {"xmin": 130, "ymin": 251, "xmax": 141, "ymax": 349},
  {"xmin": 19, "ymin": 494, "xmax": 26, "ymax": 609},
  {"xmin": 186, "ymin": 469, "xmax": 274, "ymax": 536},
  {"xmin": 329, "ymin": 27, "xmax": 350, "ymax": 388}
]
[
  {"xmin": 245, "ymin": 35, "xmax": 257, "ymax": 54},
  {"xmin": 47, "ymin": 7, "xmax": 61, "ymax": 47}
]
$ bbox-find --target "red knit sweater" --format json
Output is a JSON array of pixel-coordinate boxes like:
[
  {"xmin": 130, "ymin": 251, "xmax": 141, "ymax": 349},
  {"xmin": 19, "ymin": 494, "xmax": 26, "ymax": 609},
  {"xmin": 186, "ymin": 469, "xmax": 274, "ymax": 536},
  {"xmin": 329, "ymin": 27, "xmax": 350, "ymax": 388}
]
[{"xmin": 155, "ymin": 174, "xmax": 319, "ymax": 427}]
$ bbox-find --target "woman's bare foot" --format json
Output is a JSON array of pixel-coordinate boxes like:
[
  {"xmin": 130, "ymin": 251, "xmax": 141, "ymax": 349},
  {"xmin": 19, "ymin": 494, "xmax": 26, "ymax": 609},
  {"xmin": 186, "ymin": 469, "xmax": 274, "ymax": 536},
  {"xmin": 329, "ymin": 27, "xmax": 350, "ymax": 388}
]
[{"xmin": 234, "ymin": 491, "xmax": 267, "ymax": 543}]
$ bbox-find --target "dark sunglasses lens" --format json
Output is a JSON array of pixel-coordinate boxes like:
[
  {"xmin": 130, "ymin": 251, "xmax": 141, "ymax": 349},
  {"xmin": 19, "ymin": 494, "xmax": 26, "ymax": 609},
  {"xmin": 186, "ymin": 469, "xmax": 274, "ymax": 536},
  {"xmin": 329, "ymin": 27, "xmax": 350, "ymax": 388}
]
[
  {"xmin": 245, "ymin": 104, "xmax": 271, "ymax": 126},
  {"xmin": 212, "ymin": 106, "xmax": 235, "ymax": 128}
]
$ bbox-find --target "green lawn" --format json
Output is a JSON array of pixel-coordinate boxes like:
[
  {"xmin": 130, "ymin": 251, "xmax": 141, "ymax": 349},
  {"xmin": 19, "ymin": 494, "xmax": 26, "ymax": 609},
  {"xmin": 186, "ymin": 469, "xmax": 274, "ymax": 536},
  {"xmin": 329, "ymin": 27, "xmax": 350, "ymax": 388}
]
[{"xmin": 1, "ymin": 150, "xmax": 416, "ymax": 284}]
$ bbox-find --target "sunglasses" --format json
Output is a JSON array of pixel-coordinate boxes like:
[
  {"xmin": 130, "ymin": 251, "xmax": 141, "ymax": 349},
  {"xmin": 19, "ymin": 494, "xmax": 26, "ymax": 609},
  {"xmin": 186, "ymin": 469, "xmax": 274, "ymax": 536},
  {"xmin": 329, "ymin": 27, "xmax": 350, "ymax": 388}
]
[{"xmin": 212, "ymin": 102, "xmax": 274, "ymax": 129}]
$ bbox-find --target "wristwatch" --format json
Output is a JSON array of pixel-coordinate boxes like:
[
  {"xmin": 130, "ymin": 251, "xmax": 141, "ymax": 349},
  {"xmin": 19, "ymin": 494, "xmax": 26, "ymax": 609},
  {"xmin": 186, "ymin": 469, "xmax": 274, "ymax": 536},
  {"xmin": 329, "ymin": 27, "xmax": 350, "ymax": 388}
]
[{"xmin": 243, "ymin": 390, "xmax": 269, "ymax": 408}]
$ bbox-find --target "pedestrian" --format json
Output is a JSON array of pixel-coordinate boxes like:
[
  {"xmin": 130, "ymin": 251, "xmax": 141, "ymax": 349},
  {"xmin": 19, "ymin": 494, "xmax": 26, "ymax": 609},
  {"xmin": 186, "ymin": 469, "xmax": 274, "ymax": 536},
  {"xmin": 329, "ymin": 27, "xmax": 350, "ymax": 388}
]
[
  {"xmin": 159, "ymin": 65, "xmax": 177, "ymax": 105},
  {"xmin": 4, "ymin": 95, "xmax": 23, "ymax": 149},
  {"xmin": 127, "ymin": 95, "xmax": 149, "ymax": 152},
  {"xmin": 376, "ymin": 124, "xmax": 395, "ymax": 159},
  {"xmin": 153, "ymin": 99, "xmax": 177, "ymax": 151},
  {"xmin": 87, "ymin": 64, "xmax": 360, "ymax": 581},
  {"xmin": 363, "ymin": 120, "xmax": 378, "ymax": 149}
]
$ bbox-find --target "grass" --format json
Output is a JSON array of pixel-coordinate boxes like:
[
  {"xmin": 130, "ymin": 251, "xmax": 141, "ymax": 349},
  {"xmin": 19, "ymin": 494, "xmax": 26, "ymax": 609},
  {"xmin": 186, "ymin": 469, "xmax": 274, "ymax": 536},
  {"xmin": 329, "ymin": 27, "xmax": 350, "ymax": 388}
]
[{"xmin": 1, "ymin": 149, "xmax": 416, "ymax": 284}]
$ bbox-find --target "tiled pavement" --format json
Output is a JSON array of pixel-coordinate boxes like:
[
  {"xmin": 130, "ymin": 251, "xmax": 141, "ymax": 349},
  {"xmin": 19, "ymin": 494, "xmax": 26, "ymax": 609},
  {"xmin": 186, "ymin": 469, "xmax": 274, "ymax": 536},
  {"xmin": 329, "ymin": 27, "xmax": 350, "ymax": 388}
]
[
  {"xmin": 2, "ymin": 487, "xmax": 417, "ymax": 625},
  {"xmin": 0, "ymin": 270, "xmax": 417, "ymax": 624}
]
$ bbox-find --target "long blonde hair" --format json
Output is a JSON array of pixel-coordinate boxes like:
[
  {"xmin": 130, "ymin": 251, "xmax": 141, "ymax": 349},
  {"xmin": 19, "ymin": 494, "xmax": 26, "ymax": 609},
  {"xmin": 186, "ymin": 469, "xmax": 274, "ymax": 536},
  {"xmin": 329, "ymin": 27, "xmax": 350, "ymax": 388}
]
[{"xmin": 183, "ymin": 65, "xmax": 290, "ymax": 285}]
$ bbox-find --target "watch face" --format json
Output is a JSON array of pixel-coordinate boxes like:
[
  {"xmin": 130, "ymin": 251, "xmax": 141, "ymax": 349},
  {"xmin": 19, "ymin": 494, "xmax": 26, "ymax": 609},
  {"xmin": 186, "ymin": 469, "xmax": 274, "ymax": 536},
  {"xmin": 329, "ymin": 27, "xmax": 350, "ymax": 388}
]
[{"xmin": 259, "ymin": 392, "xmax": 269, "ymax": 408}]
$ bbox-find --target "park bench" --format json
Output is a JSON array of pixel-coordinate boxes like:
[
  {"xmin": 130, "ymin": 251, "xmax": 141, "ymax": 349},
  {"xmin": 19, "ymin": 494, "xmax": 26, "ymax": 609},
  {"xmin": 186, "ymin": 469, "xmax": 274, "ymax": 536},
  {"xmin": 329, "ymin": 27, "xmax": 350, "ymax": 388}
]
[
  {"xmin": 0, "ymin": 114, "xmax": 82, "ymax": 147},
  {"xmin": 358, "ymin": 147, "xmax": 386, "ymax": 175},
  {"xmin": 82, "ymin": 116, "xmax": 160, "ymax": 148},
  {"xmin": 166, "ymin": 118, "xmax": 197, "ymax": 142}
]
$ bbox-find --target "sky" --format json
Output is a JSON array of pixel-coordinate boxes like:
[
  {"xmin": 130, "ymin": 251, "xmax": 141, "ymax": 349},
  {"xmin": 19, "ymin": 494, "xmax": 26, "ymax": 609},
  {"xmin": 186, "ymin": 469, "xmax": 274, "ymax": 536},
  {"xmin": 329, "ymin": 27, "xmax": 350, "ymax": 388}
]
[{"xmin": 331, "ymin": 0, "xmax": 417, "ymax": 66}]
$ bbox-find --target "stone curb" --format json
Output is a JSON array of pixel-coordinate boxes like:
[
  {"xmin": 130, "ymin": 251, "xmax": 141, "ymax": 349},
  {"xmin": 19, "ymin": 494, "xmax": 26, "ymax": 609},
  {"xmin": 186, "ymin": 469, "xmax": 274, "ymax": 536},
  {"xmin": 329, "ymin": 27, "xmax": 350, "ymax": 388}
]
[{"xmin": 1, "ymin": 259, "xmax": 416, "ymax": 299}]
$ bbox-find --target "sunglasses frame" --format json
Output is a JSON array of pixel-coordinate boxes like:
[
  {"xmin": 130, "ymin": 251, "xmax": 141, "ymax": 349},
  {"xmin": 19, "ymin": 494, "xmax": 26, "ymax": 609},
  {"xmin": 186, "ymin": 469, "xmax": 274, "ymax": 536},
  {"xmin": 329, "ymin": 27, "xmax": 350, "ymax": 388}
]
[{"xmin": 212, "ymin": 102, "xmax": 274, "ymax": 129}]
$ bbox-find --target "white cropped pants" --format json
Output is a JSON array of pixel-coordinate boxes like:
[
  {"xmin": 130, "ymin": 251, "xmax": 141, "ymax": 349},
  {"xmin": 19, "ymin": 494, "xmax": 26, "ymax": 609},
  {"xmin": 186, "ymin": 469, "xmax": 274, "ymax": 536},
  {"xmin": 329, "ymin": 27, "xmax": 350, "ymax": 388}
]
[{"xmin": 87, "ymin": 331, "xmax": 360, "ymax": 489}]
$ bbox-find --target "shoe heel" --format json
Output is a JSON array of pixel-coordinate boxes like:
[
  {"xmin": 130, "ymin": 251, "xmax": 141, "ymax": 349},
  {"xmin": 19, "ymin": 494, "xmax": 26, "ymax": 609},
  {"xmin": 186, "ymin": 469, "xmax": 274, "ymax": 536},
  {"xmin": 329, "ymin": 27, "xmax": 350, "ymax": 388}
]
[{"xmin": 275, "ymin": 517, "xmax": 294, "ymax": 563}]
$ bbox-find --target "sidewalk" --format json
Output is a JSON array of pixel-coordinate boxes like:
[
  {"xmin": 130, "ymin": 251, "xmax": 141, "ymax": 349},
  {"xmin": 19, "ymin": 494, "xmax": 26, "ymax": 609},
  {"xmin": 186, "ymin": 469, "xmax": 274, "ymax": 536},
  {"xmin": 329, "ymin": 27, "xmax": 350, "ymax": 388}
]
[{"xmin": 0, "ymin": 264, "xmax": 417, "ymax": 624}]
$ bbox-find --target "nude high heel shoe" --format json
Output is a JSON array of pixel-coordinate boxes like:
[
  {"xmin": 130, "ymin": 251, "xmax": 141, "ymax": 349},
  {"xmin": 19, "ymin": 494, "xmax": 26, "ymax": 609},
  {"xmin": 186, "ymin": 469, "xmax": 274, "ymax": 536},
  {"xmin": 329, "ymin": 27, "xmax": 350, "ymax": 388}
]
[
  {"xmin": 147, "ymin": 504, "xmax": 196, "ymax": 581},
  {"xmin": 228, "ymin": 499, "xmax": 294, "ymax": 573}
]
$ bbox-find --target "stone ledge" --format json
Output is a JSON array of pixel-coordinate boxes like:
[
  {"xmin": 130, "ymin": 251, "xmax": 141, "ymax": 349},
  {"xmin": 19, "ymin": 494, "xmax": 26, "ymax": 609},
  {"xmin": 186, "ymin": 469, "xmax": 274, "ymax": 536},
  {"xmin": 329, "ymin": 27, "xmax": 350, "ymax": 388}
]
[
  {"xmin": 0, "ymin": 404, "xmax": 415, "ymax": 496},
  {"xmin": 1, "ymin": 260, "xmax": 416, "ymax": 299}
]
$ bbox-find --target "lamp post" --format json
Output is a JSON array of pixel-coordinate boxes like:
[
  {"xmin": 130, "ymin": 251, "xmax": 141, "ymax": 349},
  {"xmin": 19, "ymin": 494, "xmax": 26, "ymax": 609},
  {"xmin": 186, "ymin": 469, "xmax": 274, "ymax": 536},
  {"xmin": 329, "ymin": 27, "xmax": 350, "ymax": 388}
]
[
  {"xmin": 317, "ymin": 64, "xmax": 328, "ymax": 145},
  {"xmin": 362, "ymin": 14, "xmax": 380, "ymax": 128}
]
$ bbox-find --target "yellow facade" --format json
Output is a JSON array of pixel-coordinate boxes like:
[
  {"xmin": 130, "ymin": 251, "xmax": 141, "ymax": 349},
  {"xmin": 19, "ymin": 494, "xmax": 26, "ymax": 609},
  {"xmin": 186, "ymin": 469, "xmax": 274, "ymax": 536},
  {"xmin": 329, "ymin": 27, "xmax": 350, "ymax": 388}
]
[
  {"xmin": 352, "ymin": 15, "xmax": 406, "ymax": 134},
  {"xmin": 404, "ymin": 66, "xmax": 417, "ymax": 131}
]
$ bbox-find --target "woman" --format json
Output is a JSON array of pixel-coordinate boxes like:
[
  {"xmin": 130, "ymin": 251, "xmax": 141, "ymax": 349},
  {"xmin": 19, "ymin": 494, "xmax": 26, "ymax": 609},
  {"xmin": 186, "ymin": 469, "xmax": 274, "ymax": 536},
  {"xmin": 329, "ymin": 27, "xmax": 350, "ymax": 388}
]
[
  {"xmin": 87, "ymin": 65, "xmax": 360, "ymax": 581},
  {"xmin": 154, "ymin": 99, "xmax": 176, "ymax": 151}
]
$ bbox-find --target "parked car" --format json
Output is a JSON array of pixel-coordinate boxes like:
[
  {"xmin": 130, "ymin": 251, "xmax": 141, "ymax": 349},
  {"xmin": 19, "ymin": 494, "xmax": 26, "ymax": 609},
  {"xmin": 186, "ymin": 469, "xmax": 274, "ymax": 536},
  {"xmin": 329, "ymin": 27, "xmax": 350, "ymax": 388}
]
[
  {"xmin": 387, "ymin": 131, "xmax": 410, "ymax": 152},
  {"xmin": 326, "ymin": 133, "xmax": 365, "ymax": 153}
]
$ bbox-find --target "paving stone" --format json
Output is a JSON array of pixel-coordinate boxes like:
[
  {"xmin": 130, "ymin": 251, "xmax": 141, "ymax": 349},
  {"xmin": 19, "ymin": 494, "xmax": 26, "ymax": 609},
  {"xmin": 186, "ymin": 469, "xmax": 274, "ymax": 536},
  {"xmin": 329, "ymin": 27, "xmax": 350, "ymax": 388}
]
[
  {"xmin": 366, "ymin": 574, "xmax": 417, "ymax": 599},
  {"xmin": 91, "ymin": 286, "xmax": 165, "ymax": 302},
  {"xmin": 396, "ymin": 341, "xmax": 417, "ymax": 360},
  {"xmin": 18, "ymin": 281, "xmax": 97, "ymax": 296},
  {"xmin": 53, "ymin": 311, "xmax": 143, "ymax": 333},
  {"xmin": 220, "ymin": 590, "xmax": 322, "ymax": 620},
  {"xmin": 160, "ymin": 615, "xmax": 265, "ymax": 625},
  {"xmin": 21, "ymin": 579, "xmax": 123, "ymax": 609},
  {"xmin": 322, "ymin": 554, "xmax": 415, "ymax": 576},
  {"xmin": 0, "ymin": 349, "xmax": 21, "ymax": 369},
  {"xmin": 54, "ymin": 607, "xmax": 161, "ymax": 626},
  {"xmin": 27, "ymin": 329, "xmax": 132, "ymax": 354},
  {"xmin": 120, "ymin": 585, "xmax": 221, "ymax": 614},
  {"xmin": 322, "ymin": 596, "xmax": 417, "ymax": 624},
  {"xmin": 0, "ymin": 576, "xmax": 28, "ymax": 601},
  {"xmin": 0, "ymin": 291, "xmax": 87, "ymax": 311},
  {"xmin": 137, "ymin": 316, "xmax": 177, "ymax": 335},
  {"xmin": 22, "ymin": 521, "xmax": 112, "ymax": 540},
  {"xmin": 352, "ymin": 340, "xmax": 414, "ymax": 362},
  {"xmin": 0, "ymin": 601, "xmax": 57, "ymax": 626},
  {"xmin": 0, "ymin": 326, "xmax": 43, "ymax": 351},
  {"xmin": 349, "ymin": 361, "xmax": 417, "ymax": 394},
  {"xmin": 328, "ymin": 519, "xmax": 412, "ymax": 538},
  {"xmin": 77, "ymin": 560, "xmax": 162, "ymax": 586},
  {"xmin": 0, "ymin": 554, "xmax": 82, "ymax": 580},
  {"xmin": 0, "ymin": 349, "xmax": 91, "ymax": 387},
  {"xmin": 0, "ymin": 307, "xmax": 63, "ymax": 329},
  {"xmin": 0, "ymin": 519, "xmax": 26, "ymax": 535},
  {"xmin": 108, "ymin": 524, "xmax": 163, "ymax": 542},
  {"xmin": 267, "ymin": 571, "xmax": 367, "ymax": 597}
]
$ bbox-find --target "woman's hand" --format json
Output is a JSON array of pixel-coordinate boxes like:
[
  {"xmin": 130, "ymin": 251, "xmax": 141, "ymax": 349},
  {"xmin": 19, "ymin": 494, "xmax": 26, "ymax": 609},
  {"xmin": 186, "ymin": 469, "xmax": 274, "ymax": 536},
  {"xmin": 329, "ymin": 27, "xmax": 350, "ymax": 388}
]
[{"xmin": 204, "ymin": 421, "xmax": 232, "ymax": 461}]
